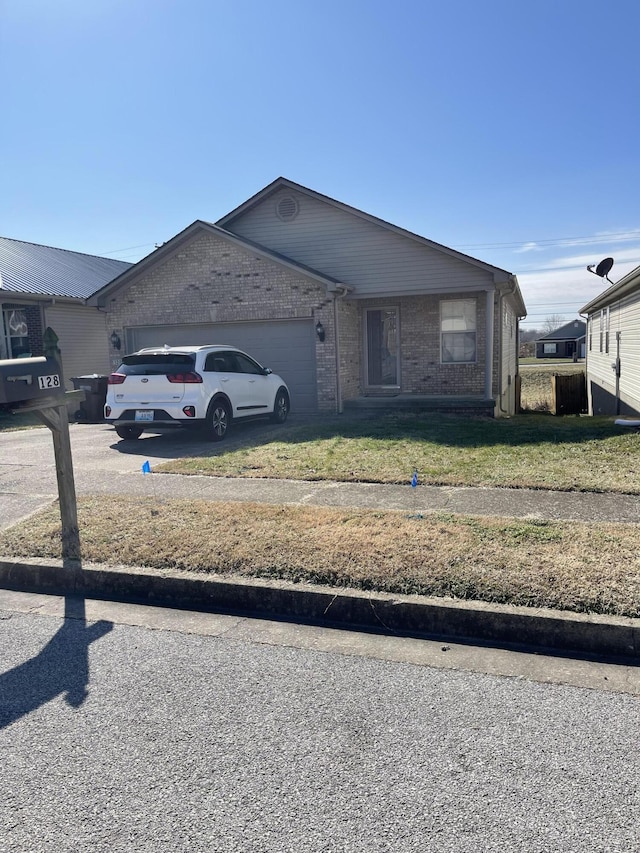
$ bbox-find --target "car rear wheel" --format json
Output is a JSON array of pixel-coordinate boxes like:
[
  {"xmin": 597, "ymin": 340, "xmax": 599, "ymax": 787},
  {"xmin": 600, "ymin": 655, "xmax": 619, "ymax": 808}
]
[
  {"xmin": 207, "ymin": 400, "xmax": 230, "ymax": 441},
  {"xmin": 271, "ymin": 388, "xmax": 290, "ymax": 423},
  {"xmin": 115, "ymin": 425, "xmax": 144, "ymax": 441}
]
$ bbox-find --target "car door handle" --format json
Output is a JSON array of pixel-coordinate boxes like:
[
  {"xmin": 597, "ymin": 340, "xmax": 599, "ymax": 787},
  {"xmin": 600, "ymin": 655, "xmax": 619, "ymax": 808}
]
[
  {"xmin": 220, "ymin": 377, "xmax": 229, "ymax": 382},
  {"xmin": 248, "ymin": 379, "xmax": 256, "ymax": 383}
]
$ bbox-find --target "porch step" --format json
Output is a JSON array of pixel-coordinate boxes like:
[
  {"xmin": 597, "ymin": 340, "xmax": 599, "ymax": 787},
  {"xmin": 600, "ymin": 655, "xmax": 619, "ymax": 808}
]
[{"xmin": 343, "ymin": 396, "xmax": 495, "ymax": 416}]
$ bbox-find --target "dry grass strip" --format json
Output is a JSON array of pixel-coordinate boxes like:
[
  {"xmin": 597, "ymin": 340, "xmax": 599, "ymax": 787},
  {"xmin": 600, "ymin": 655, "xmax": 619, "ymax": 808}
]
[{"xmin": 1, "ymin": 497, "xmax": 639, "ymax": 618}]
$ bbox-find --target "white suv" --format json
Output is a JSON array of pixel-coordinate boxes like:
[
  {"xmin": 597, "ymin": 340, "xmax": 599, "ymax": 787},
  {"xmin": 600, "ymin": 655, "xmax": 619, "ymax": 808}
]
[{"xmin": 104, "ymin": 345, "xmax": 290, "ymax": 441}]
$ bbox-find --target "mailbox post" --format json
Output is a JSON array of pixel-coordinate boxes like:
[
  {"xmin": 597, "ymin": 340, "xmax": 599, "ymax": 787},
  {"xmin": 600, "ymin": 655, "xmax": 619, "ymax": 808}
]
[{"xmin": 0, "ymin": 356, "xmax": 84, "ymax": 561}]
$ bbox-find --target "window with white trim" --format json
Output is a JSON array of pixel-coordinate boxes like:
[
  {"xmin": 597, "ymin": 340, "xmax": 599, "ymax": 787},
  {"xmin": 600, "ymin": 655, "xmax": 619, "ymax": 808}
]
[
  {"xmin": 441, "ymin": 299, "xmax": 476, "ymax": 363},
  {"xmin": 2, "ymin": 308, "xmax": 31, "ymax": 358},
  {"xmin": 599, "ymin": 310, "xmax": 604, "ymax": 352},
  {"xmin": 543, "ymin": 343, "xmax": 557, "ymax": 354}
]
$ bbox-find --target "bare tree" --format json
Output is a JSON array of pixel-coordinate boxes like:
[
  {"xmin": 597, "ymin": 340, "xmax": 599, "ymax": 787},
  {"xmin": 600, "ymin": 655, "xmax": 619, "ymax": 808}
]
[{"xmin": 542, "ymin": 314, "xmax": 565, "ymax": 334}]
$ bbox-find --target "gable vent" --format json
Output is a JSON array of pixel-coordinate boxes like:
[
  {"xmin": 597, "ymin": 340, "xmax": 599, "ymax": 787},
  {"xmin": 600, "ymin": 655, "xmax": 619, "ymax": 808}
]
[{"xmin": 276, "ymin": 195, "xmax": 299, "ymax": 222}]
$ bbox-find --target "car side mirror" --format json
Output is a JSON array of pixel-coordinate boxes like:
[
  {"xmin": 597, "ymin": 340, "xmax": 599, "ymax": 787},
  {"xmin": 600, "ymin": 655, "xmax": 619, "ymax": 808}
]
[{"xmin": 262, "ymin": 368, "xmax": 272, "ymax": 375}]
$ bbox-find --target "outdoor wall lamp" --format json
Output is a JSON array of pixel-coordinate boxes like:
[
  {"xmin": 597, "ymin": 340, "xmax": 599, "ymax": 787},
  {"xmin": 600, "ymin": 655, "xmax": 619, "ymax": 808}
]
[
  {"xmin": 110, "ymin": 331, "xmax": 121, "ymax": 350},
  {"xmin": 315, "ymin": 321, "xmax": 325, "ymax": 342}
]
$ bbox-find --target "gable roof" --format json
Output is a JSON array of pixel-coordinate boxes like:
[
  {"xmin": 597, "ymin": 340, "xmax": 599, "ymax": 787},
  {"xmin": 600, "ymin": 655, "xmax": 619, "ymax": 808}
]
[
  {"xmin": 0, "ymin": 236, "xmax": 132, "ymax": 300},
  {"xmin": 580, "ymin": 263, "xmax": 640, "ymax": 314},
  {"xmin": 536, "ymin": 320, "xmax": 586, "ymax": 342},
  {"xmin": 217, "ymin": 176, "xmax": 523, "ymax": 286},
  {"xmin": 88, "ymin": 220, "xmax": 346, "ymax": 307}
]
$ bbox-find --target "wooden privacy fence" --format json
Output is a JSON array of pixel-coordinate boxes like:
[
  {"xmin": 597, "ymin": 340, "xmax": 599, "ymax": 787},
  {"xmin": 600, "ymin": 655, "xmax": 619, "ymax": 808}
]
[{"xmin": 551, "ymin": 372, "xmax": 587, "ymax": 415}]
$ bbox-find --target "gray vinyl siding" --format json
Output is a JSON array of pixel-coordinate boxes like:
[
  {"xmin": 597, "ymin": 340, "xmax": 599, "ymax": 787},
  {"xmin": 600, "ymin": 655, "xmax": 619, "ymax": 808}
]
[
  {"xmin": 43, "ymin": 304, "xmax": 110, "ymax": 390},
  {"xmin": 226, "ymin": 188, "xmax": 496, "ymax": 296},
  {"xmin": 586, "ymin": 290, "xmax": 640, "ymax": 416}
]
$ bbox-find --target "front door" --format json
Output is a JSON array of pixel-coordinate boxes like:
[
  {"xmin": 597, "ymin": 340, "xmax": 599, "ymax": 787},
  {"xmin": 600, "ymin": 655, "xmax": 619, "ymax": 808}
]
[{"xmin": 365, "ymin": 308, "xmax": 399, "ymax": 388}]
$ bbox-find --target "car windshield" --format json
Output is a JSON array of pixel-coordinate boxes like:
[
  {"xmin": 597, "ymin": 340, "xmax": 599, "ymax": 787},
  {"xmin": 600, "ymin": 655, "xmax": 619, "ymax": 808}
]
[{"xmin": 118, "ymin": 354, "xmax": 196, "ymax": 375}]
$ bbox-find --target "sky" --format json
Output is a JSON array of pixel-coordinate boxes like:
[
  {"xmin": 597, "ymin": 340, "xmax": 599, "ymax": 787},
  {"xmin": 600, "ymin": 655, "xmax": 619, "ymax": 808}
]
[{"xmin": 2, "ymin": 0, "xmax": 639, "ymax": 330}]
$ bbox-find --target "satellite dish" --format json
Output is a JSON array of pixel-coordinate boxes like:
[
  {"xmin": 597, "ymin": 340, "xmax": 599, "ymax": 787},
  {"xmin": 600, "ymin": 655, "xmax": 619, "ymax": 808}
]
[{"xmin": 587, "ymin": 257, "xmax": 614, "ymax": 284}]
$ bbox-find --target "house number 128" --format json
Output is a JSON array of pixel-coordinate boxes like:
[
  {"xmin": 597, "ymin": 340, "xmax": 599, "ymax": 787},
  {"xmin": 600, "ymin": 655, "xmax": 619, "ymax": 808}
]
[{"xmin": 37, "ymin": 374, "xmax": 61, "ymax": 390}]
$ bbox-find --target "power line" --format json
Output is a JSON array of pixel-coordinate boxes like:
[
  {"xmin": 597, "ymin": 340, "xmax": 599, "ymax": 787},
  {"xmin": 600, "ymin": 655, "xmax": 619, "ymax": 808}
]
[
  {"xmin": 97, "ymin": 242, "xmax": 155, "ymax": 257},
  {"xmin": 455, "ymin": 228, "xmax": 640, "ymax": 251}
]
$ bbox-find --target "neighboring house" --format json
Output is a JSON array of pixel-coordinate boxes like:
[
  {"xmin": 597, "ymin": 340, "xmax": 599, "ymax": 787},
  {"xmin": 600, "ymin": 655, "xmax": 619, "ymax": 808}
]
[
  {"xmin": 580, "ymin": 264, "xmax": 640, "ymax": 416},
  {"xmin": 0, "ymin": 236, "xmax": 131, "ymax": 387},
  {"xmin": 535, "ymin": 319, "xmax": 586, "ymax": 360},
  {"xmin": 88, "ymin": 178, "xmax": 527, "ymax": 416}
]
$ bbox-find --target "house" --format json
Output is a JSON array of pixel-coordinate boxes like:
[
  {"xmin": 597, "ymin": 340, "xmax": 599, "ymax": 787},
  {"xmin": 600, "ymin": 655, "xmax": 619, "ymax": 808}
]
[
  {"xmin": 580, "ymin": 263, "xmax": 640, "ymax": 416},
  {"xmin": 0, "ymin": 236, "xmax": 131, "ymax": 385},
  {"xmin": 88, "ymin": 178, "xmax": 527, "ymax": 416},
  {"xmin": 535, "ymin": 319, "xmax": 586, "ymax": 360}
]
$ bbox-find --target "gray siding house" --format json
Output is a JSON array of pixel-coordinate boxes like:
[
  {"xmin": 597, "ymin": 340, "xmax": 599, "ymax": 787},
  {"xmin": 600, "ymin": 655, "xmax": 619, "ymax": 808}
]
[
  {"xmin": 0, "ymin": 236, "xmax": 131, "ymax": 386},
  {"xmin": 535, "ymin": 320, "xmax": 586, "ymax": 360},
  {"xmin": 581, "ymin": 264, "xmax": 640, "ymax": 416},
  {"xmin": 89, "ymin": 178, "xmax": 527, "ymax": 416}
]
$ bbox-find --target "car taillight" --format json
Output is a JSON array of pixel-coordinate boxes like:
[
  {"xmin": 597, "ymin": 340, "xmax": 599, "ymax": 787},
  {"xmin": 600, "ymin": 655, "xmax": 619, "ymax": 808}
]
[
  {"xmin": 167, "ymin": 372, "xmax": 203, "ymax": 383},
  {"xmin": 108, "ymin": 373, "xmax": 126, "ymax": 385},
  {"xmin": 105, "ymin": 405, "xmax": 111, "ymax": 417},
  {"xmin": 183, "ymin": 406, "xmax": 196, "ymax": 417}
]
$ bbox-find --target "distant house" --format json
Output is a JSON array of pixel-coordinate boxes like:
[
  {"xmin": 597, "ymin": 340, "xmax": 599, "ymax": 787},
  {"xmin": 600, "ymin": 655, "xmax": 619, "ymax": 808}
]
[
  {"xmin": 0, "ymin": 237, "xmax": 130, "ymax": 387},
  {"xmin": 89, "ymin": 177, "xmax": 527, "ymax": 416},
  {"xmin": 580, "ymin": 264, "xmax": 640, "ymax": 416},
  {"xmin": 535, "ymin": 320, "xmax": 586, "ymax": 360}
]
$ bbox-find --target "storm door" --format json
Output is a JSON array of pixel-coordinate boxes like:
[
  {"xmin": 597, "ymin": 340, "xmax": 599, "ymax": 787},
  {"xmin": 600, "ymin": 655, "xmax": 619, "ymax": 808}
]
[{"xmin": 365, "ymin": 308, "xmax": 399, "ymax": 388}]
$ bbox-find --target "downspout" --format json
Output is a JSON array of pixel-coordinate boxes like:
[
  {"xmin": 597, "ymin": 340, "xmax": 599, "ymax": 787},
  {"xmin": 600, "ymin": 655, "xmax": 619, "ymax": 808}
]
[
  {"xmin": 496, "ymin": 278, "xmax": 522, "ymax": 415},
  {"xmin": 497, "ymin": 288, "xmax": 508, "ymax": 414},
  {"xmin": 333, "ymin": 285, "xmax": 349, "ymax": 414},
  {"xmin": 484, "ymin": 288, "xmax": 495, "ymax": 403},
  {"xmin": 579, "ymin": 310, "xmax": 590, "ymax": 415}
]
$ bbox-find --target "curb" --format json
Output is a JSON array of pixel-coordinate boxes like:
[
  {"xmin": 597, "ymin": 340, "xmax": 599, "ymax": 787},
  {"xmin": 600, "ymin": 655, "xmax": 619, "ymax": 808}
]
[{"xmin": 1, "ymin": 558, "xmax": 638, "ymax": 663}]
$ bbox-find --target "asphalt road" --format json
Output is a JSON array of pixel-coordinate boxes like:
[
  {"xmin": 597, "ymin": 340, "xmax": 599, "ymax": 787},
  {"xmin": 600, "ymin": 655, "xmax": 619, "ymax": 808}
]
[{"xmin": 1, "ymin": 594, "xmax": 638, "ymax": 853}]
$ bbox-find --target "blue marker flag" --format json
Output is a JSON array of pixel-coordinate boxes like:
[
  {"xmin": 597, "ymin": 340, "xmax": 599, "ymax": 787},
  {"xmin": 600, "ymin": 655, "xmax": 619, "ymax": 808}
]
[
  {"xmin": 142, "ymin": 460, "xmax": 151, "ymax": 475},
  {"xmin": 411, "ymin": 470, "xmax": 418, "ymax": 488}
]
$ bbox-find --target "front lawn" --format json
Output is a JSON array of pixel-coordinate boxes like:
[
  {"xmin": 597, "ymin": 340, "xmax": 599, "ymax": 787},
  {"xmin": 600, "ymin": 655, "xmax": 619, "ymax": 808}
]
[{"xmin": 159, "ymin": 413, "xmax": 640, "ymax": 494}]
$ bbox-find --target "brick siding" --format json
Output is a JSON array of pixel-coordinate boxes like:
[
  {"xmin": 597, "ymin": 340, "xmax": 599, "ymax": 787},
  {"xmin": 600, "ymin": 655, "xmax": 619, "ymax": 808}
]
[{"xmin": 104, "ymin": 230, "xmax": 338, "ymax": 410}]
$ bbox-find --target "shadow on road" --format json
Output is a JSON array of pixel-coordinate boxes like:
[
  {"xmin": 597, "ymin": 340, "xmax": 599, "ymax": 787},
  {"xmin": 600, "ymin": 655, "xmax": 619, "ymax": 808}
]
[{"xmin": 0, "ymin": 596, "xmax": 113, "ymax": 729}]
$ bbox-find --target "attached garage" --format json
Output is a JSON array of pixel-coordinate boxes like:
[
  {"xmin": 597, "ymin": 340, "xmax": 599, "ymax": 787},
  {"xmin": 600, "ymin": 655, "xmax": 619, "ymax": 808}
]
[{"xmin": 126, "ymin": 318, "xmax": 318, "ymax": 413}]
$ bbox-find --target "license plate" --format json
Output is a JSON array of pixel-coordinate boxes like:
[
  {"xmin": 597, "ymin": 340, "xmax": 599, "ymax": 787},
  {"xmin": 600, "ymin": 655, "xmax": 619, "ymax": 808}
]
[
  {"xmin": 37, "ymin": 374, "xmax": 61, "ymax": 390},
  {"xmin": 135, "ymin": 410, "xmax": 154, "ymax": 422}
]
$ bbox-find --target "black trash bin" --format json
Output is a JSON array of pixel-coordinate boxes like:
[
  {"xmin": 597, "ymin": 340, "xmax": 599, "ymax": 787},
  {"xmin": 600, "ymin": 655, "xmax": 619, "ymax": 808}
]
[{"xmin": 71, "ymin": 375, "xmax": 109, "ymax": 422}]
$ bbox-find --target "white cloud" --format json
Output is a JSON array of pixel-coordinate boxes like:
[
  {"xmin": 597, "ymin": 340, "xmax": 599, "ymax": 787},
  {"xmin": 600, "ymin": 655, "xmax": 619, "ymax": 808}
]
[
  {"xmin": 515, "ymin": 246, "xmax": 640, "ymax": 327},
  {"xmin": 514, "ymin": 242, "xmax": 541, "ymax": 253}
]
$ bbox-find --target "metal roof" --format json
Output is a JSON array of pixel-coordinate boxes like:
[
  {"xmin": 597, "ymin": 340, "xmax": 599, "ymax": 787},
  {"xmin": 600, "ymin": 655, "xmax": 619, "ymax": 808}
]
[{"xmin": 0, "ymin": 236, "xmax": 132, "ymax": 299}]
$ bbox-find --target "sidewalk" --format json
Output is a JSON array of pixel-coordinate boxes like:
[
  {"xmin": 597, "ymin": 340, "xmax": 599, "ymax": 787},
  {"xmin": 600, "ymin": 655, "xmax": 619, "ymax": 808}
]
[
  {"xmin": 1, "ymin": 472, "xmax": 639, "ymax": 664},
  {"xmin": 73, "ymin": 469, "xmax": 640, "ymax": 525}
]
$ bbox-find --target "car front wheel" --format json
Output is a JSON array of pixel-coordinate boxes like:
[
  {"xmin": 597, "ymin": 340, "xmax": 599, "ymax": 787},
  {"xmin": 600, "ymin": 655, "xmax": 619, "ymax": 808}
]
[
  {"xmin": 207, "ymin": 400, "xmax": 230, "ymax": 441},
  {"xmin": 115, "ymin": 425, "xmax": 144, "ymax": 440},
  {"xmin": 271, "ymin": 388, "xmax": 290, "ymax": 423}
]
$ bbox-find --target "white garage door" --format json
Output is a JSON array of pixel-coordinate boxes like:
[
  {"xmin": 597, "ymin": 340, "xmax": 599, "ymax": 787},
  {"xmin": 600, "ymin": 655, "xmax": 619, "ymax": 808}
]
[{"xmin": 127, "ymin": 319, "xmax": 318, "ymax": 412}]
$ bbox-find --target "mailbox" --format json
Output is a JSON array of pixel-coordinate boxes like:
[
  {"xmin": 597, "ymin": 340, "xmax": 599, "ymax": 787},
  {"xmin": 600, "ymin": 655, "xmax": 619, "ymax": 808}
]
[{"xmin": 0, "ymin": 356, "xmax": 64, "ymax": 405}]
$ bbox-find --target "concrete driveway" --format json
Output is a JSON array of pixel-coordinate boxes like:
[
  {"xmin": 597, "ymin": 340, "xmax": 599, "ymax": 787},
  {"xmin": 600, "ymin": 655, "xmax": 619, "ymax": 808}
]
[{"xmin": 0, "ymin": 420, "xmax": 277, "ymax": 530}]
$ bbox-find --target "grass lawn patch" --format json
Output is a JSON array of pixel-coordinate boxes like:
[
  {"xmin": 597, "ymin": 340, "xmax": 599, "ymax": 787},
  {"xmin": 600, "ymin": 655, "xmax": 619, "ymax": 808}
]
[
  {"xmin": 1, "ymin": 496, "xmax": 639, "ymax": 618},
  {"xmin": 158, "ymin": 413, "xmax": 640, "ymax": 494},
  {"xmin": 0, "ymin": 408, "xmax": 42, "ymax": 431}
]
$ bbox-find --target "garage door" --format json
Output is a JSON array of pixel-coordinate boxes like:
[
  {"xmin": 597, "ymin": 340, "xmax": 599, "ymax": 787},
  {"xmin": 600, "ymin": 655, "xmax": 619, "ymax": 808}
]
[{"xmin": 127, "ymin": 320, "xmax": 318, "ymax": 412}]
